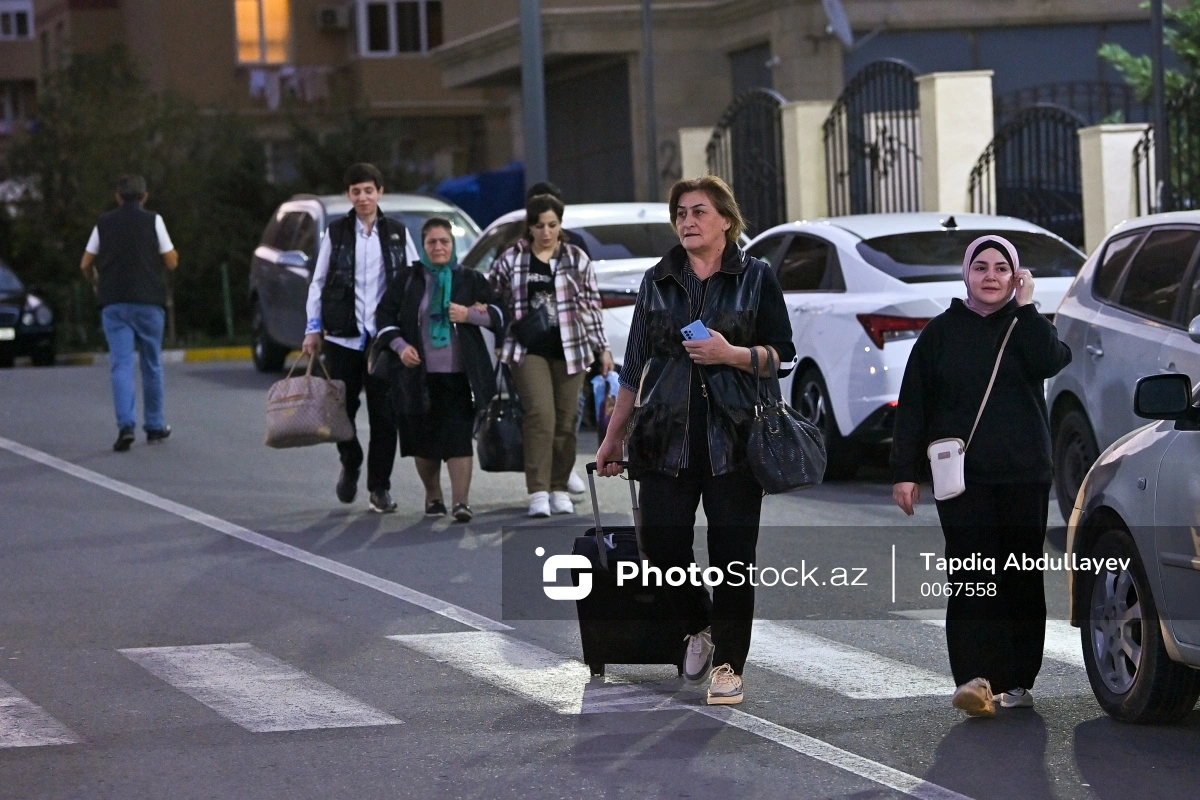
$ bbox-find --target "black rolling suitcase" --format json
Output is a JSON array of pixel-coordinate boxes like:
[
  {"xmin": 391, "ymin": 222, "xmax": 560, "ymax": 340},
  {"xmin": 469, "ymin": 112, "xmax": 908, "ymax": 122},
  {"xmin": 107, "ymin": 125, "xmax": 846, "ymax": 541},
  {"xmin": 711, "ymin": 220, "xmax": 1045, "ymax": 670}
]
[{"xmin": 572, "ymin": 461, "xmax": 685, "ymax": 677}]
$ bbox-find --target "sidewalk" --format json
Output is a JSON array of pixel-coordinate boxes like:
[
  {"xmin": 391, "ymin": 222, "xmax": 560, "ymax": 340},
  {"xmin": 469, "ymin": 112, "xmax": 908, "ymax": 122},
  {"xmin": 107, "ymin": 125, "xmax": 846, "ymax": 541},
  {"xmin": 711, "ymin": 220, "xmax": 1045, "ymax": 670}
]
[{"xmin": 51, "ymin": 346, "xmax": 254, "ymax": 367}]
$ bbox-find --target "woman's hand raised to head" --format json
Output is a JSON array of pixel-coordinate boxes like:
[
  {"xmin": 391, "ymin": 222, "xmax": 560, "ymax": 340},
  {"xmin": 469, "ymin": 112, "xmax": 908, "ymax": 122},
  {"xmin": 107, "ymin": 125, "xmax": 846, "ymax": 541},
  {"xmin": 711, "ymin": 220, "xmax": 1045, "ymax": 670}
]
[{"xmin": 1014, "ymin": 268, "xmax": 1035, "ymax": 306}]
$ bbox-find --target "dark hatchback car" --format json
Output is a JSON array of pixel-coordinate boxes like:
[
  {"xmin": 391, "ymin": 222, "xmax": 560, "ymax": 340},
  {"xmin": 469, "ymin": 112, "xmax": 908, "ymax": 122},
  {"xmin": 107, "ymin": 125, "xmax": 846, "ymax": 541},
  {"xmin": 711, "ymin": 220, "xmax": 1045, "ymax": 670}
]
[
  {"xmin": 249, "ymin": 193, "xmax": 479, "ymax": 372},
  {"xmin": 0, "ymin": 261, "xmax": 55, "ymax": 367}
]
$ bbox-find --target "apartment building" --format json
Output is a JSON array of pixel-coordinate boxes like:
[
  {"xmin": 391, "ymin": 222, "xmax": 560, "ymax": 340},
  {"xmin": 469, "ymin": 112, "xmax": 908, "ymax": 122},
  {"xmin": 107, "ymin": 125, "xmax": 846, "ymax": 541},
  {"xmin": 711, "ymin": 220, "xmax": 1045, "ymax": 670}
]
[{"xmin": 0, "ymin": 1, "xmax": 1152, "ymax": 201}]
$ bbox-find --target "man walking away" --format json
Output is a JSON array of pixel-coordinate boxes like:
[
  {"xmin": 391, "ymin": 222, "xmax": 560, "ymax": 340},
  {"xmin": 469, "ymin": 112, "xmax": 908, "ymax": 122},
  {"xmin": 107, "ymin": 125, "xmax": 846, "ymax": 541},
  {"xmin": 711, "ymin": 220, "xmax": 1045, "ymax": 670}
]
[
  {"xmin": 80, "ymin": 175, "xmax": 179, "ymax": 452},
  {"xmin": 302, "ymin": 163, "xmax": 411, "ymax": 513}
]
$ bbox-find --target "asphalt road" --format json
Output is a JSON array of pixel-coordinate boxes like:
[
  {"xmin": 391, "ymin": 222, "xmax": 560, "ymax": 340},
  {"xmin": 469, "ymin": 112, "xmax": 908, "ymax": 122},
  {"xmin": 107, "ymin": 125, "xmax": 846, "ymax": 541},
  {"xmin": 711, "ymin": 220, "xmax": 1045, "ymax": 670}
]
[{"xmin": 1, "ymin": 360, "xmax": 1197, "ymax": 800}]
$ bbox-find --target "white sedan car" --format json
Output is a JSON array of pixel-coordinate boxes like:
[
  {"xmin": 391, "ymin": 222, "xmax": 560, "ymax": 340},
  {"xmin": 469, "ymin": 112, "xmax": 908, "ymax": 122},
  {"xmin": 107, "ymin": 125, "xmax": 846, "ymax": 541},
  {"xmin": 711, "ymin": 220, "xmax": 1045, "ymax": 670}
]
[{"xmin": 606, "ymin": 213, "xmax": 1086, "ymax": 478}]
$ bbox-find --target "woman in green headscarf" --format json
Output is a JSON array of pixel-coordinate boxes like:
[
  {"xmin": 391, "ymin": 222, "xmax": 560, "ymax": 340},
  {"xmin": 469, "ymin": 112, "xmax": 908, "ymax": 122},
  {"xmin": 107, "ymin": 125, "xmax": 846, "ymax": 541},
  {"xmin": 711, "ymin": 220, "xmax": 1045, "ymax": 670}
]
[{"xmin": 375, "ymin": 217, "xmax": 503, "ymax": 522}]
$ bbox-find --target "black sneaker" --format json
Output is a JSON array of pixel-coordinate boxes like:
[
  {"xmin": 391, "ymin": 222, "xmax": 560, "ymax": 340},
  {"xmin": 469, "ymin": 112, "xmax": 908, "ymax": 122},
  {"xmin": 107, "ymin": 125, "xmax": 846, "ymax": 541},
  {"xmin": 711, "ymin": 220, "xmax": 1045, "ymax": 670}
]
[
  {"xmin": 425, "ymin": 499, "xmax": 447, "ymax": 517},
  {"xmin": 113, "ymin": 427, "xmax": 135, "ymax": 452},
  {"xmin": 369, "ymin": 489, "xmax": 397, "ymax": 513},
  {"xmin": 336, "ymin": 468, "xmax": 359, "ymax": 504},
  {"xmin": 452, "ymin": 503, "xmax": 473, "ymax": 523},
  {"xmin": 146, "ymin": 426, "xmax": 172, "ymax": 443}
]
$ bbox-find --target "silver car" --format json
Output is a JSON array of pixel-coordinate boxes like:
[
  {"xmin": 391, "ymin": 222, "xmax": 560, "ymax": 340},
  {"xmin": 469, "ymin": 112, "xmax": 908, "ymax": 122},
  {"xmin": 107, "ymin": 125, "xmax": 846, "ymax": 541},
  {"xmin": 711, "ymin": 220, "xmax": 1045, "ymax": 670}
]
[
  {"xmin": 1047, "ymin": 212, "xmax": 1200, "ymax": 518},
  {"xmin": 1066, "ymin": 371, "xmax": 1200, "ymax": 723}
]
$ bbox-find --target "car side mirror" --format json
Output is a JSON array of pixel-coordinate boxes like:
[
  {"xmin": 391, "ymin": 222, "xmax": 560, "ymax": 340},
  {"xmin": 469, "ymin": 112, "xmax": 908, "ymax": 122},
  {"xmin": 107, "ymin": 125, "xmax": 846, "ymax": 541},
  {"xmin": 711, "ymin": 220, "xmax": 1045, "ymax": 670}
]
[
  {"xmin": 1134, "ymin": 373, "xmax": 1193, "ymax": 420},
  {"xmin": 1188, "ymin": 314, "xmax": 1200, "ymax": 344},
  {"xmin": 277, "ymin": 250, "xmax": 310, "ymax": 270}
]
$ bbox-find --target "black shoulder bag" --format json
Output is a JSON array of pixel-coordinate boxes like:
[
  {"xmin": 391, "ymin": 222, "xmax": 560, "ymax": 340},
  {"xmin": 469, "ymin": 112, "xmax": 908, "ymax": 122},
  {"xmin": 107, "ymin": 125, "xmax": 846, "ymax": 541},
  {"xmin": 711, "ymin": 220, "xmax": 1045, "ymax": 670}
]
[{"xmin": 745, "ymin": 348, "xmax": 827, "ymax": 494}]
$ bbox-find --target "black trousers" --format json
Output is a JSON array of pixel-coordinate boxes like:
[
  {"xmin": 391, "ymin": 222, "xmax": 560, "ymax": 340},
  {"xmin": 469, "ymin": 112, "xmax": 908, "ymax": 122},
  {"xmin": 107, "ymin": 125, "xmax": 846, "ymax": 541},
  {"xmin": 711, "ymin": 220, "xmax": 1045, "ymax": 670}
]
[
  {"xmin": 638, "ymin": 457, "xmax": 763, "ymax": 675},
  {"xmin": 323, "ymin": 340, "xmax": 397, "ymax": 492},
  {"xmin": 935, "ymin": 482, "xmax": 1050, "ymax": 692}
]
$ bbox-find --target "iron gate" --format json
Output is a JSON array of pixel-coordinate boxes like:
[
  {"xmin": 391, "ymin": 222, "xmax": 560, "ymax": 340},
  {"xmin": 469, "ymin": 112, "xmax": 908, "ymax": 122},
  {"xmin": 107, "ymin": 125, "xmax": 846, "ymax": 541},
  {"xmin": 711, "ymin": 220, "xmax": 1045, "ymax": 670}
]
[
  {"xmin": 994, "ymin": 81, "xmax": 1148, "ymax": 127},
  {"xmin": 823, "ymin": 59, "xmax": 921, "ymax": 216},
  {"xmin": 706, "ymin": 88, "xmax": 787, "ymax": 236},
  {"xmin": 968, "ymin": 104, "xmax": 1086, "ymax": 247},
  {"xmin": 1144, "ymin": 80, "xmax": 1200, "ymax": 213}
]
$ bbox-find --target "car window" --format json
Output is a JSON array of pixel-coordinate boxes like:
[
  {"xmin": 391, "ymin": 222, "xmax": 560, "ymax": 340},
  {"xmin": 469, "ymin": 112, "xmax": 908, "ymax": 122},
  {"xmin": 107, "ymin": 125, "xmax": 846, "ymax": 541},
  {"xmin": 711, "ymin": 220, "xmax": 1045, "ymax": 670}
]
[
  {"xmin": 386, "ymin": 211, "xmax": 479, "ymax": 257},
  {"xmin": 265, "ymin": 212, "xmax": 300, "ymax": 251},
  {"xmin": 856, "ymin": 230, "xmax": 1084, "ymax": 283},
  {"xmin": 292, "ymin": 213, "xmax": 318, "ymax": 259},
  {"xmin": 1116, "ymin": 228, "xmax": 1200, "ymax": 323},
  {"xmin": 777, "ymin": 235, "xmax": 840, "ymax": 292},
  {"xmin": 1186, "ymin": 265, "xmax": 1200, "ymax": 324},
  {"xmin": 570, "ymin": 223, "xmax": 679, "ymax": 260},
  {"xmin": 462, "ymin": 222, "xmax": 523, "ymax": 273},
  {"xmin": 746, "ymin": 234, "xmax": 788, "ymax": 266},
  {"xmin": 1092, "ymin": 232, "xmax": 1143, "ymax": 301},
  {"xmin": 0, "ymin": 265, "xmax": 22, "ymax": 293}
]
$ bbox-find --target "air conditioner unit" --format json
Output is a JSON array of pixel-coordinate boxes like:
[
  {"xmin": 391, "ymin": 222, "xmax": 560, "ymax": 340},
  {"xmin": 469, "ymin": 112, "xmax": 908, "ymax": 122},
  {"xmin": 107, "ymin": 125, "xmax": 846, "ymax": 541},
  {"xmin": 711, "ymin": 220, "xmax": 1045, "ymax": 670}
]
[{"xmin": 315, "ymin": 4, "xmax": 351, "ymax": 31}]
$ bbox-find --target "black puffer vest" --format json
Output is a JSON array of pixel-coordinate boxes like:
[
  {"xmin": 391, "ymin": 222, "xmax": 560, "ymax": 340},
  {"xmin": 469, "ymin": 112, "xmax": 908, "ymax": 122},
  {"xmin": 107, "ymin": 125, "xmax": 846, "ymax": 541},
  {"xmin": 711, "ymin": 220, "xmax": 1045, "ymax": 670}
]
[
  {"xmin": 626, "ymin": 245, "xmax": 766, "ymax": 477},
  {"xmin": 320, "ymin": 211, "xmax": 408, "ymax": 338}
]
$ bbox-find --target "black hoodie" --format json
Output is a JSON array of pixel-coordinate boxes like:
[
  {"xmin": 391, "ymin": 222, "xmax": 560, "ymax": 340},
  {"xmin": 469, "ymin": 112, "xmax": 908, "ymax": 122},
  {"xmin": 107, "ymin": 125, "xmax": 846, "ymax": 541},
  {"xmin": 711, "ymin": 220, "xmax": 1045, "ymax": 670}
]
[{"xmin": 890, "ymin": 298, "xmax": 1072, "ymax": 486}]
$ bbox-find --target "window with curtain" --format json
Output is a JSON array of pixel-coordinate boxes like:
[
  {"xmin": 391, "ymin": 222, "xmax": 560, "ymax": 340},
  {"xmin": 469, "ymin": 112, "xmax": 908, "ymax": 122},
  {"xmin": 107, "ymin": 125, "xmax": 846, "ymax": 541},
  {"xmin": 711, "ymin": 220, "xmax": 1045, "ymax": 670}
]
[
  {"xmin": 236, "ymin": 0, "xmax": 290, "ymax": 64},
  {"xmin": 360, "ymin": 0, "xmax": 442, "ymax": 55}
]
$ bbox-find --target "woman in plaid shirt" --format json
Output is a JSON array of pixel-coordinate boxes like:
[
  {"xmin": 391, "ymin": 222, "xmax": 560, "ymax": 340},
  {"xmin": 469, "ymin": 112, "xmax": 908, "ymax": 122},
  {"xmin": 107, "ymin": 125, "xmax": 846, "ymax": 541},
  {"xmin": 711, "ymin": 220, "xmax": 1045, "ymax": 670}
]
[{"xmin": 490, "ymin": 193, "xmax": 614, "ymax": 518}]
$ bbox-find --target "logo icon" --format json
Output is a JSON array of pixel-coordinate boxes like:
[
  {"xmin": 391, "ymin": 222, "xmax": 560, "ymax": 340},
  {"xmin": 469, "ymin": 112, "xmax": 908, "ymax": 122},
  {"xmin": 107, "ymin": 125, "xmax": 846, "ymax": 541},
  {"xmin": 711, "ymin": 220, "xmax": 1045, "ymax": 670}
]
[{"xmin": 537, "ymin": 546, "xmax": 592, "ymax": 600}]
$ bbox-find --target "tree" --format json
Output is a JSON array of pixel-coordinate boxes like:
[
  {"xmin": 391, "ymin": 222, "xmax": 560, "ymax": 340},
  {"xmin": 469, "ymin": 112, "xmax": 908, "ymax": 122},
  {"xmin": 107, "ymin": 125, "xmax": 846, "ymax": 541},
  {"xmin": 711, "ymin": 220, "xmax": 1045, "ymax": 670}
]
[{"xmin": 1099, "ymin": 1, "xmax": 1200, "ymax": 100}]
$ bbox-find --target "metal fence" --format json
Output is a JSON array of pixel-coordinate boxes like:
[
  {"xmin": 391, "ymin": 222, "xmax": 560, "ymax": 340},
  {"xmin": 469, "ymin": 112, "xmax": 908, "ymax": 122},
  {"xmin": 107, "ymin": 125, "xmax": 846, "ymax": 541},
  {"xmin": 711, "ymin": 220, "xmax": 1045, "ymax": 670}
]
[
  {"xmin": 993, "ymin": 81, "xmax": 1148, "ymax": 127},
  {"xmin": 969, "ymin": 104, "xmax": 1086, "ymax": 246},
  {"xmin": 823, "ymin": 59, "xmax": 922, "ymax": 216},
  {"xmin": 1133, "ymin": 126, "xmax": 1156, "ymax": 216},
  {"xmin": 705, "ymin": 88, "xmax": 788, "ymax": 237}
]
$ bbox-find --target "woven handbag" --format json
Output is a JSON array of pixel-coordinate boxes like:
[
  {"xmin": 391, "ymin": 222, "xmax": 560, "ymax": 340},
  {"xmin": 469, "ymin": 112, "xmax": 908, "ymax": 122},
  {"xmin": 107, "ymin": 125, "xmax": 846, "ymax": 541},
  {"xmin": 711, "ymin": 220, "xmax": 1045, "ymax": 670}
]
[
  {"xmin": 745, "ymin": 349, "xmax": 827, "ymax": 494},
  {"xmin": 264, "ymin": 354, "xmax": 355, "ymax": 448}
]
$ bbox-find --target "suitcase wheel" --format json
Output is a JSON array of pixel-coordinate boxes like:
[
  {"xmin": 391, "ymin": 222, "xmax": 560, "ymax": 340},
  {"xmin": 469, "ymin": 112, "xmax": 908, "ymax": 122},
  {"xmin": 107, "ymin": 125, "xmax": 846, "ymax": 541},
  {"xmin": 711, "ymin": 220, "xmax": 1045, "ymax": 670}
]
[{"xmin": 589, "ymin": 663, "xmax": 605, "ymax": 677}]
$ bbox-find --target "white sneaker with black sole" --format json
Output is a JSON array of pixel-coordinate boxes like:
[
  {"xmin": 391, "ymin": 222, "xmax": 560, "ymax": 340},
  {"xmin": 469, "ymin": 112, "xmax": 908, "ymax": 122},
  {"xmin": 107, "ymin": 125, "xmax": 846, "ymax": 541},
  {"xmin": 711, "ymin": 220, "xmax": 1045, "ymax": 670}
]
[
  {"xmin": 706, "ymin": 664, "xmax": 743, "ymax": 705},
  {"xmin": 998, "ymin": 687, "xmax": 1034, "ymax": 708},
  {"xmin": 682, "ymin": 627, "xmax": 714, "ymax": 684}
]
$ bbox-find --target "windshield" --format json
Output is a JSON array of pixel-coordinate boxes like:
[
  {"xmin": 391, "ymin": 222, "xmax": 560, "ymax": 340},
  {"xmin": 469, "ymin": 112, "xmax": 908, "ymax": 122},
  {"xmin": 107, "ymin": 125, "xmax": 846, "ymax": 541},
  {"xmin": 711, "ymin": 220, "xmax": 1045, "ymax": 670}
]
[
  {"xmin": 0, "ymin": 264, "xmax": 23, "ymax": 294},
  {"xmin": 856, "ymin": 231, "xmax": 1084, "ymax": 283},
  {"xmin": 571, "ymin": 223, "xmax": 679, "ymax": 260}
]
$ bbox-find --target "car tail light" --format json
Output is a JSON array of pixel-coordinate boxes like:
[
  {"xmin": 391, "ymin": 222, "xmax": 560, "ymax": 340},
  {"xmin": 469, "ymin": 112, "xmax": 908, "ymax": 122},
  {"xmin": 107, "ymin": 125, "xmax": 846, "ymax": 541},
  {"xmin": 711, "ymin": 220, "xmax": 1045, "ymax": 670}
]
[
  {"xmin": 856, "ymin": 314, "xmax": 930, "ymax": 349},
  {"xmin": 601, "ymin": 292, "xmax": 637, "ymax": 308}
]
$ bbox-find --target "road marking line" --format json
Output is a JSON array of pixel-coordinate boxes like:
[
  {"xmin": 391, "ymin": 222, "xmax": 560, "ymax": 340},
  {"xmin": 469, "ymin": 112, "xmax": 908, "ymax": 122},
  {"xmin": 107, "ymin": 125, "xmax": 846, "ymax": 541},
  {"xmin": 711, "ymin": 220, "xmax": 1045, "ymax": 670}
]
[
  {"xmin": 0, "ymin": 679, "xmax": 80, "ymax": 748},
  {"xmin": 893, "ymin": 610, "xmax": 1085, "ymax": 668},
  {"xmin": 0, "ymin": 435, "xmax": 971, "ymax": 799},
  {"xmin": 750, "ymin": 621, "xmax": 951, "ymax": 698},
  {"xmin": 0, "ymin": 436, "xmax": 510, "ymax": 633},
  {"xmin": 119, "ymin": 644, "xmax": 400, "ymax": 733}
]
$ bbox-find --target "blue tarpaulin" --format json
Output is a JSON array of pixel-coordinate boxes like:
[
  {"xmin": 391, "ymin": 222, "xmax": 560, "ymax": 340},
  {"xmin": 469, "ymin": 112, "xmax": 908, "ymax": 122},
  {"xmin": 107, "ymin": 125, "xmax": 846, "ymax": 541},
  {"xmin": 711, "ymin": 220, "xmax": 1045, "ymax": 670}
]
[{"xmin": 434, "ymin": 162, "xmax": 525, "ymax": 228}]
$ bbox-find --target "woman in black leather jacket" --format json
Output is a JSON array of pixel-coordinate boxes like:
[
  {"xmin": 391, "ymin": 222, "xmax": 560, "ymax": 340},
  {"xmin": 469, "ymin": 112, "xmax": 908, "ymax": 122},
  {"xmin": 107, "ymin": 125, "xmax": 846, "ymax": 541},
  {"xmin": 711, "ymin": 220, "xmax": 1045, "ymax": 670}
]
[{"xmin": 595, "ymin": 176, "xmax": 795, "ymax": 707}]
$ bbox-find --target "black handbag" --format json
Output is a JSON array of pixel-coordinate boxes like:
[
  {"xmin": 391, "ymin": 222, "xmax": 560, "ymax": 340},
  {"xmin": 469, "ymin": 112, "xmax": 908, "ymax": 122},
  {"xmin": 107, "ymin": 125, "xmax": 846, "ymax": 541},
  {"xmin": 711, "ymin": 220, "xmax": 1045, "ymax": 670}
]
[
  {"xmin": 510, "ymin": 304, "xmax": 556, "ymax": 349},
  {"xmin": 475, "ymin": 362, "xmax": 525, "ymax": 472},
  {"xmin": 745, "ymin": 349, "xmax": 827, "ymax": 493}
]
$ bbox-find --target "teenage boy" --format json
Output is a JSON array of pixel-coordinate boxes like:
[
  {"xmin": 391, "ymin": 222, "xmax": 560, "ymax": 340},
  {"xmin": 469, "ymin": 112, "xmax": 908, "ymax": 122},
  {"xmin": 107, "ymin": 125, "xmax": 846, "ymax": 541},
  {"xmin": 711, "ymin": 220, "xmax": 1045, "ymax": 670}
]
[{"xmin": 303, "ymin": 163, "xmax": 411, "ymax": 512}]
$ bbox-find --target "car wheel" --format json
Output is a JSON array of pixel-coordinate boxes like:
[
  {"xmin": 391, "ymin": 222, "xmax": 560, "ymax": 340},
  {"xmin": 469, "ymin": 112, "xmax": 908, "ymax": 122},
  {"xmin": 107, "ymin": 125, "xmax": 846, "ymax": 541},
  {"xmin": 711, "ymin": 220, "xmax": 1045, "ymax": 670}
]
[
  {"xmin": 1053, "ymin": 408, "xmax": 1099, "ymax": 520},
  {"xmin": 31, "ymin": 343, "xmax": 56, "ymax": 367},
  {"xmin": 793, "ymin": 367, "xmax": 859, "ymax": 480},
  {"xmin": 1079, "ymin": 528, "xmax": 1200, "ymax": 723},
  {"xmin": 251, "ymin": 300, "xmax": 288, "ymax": 373},
  {"xmin": 0, "ymin": 353, "xmax": 13, "ymax": 368}
]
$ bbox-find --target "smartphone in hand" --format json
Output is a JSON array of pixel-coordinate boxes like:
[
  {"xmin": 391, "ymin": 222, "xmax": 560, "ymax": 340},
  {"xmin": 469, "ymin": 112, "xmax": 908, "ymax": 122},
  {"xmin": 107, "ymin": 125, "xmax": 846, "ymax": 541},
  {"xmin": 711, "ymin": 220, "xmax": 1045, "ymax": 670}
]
[{"xmin": 680, "ymin": 320, "xmax": 712, "ymax": 341}]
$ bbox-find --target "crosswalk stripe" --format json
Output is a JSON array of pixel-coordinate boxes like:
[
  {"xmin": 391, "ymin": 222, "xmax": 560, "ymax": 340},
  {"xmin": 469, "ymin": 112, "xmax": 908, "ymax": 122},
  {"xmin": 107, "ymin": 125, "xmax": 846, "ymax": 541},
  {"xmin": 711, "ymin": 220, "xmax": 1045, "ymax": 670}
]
[
  {"xmin": 387, "ymin": 632, "xmax": 678, "ymax": 715},
  {"xmin": 119, "ymin": 644, "xmax": 401, "ymax": 733},
  {"xmin": 749, "ymin": 621, "xmax": 951, "ymax": 698},
  {"xmin": 892, "ymin": 610, "xmax": 1086, "ymax": 668},
  {"xmin": 0, "ymin": 679, "xmax": 80, "ymax": 748}
]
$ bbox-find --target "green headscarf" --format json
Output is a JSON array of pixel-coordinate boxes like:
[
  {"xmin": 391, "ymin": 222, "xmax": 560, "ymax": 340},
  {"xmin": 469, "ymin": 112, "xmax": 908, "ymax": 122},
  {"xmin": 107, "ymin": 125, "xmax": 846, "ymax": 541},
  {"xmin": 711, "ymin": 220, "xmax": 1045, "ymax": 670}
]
[{"xmin": 420, "ymin": 231, "xmax": 458, "ymax": 349}]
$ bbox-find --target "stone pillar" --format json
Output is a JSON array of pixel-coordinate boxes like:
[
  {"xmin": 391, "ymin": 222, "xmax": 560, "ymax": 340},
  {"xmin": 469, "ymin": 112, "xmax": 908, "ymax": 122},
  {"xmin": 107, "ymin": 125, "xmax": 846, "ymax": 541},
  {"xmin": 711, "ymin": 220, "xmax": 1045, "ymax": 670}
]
[
  {"xmin": 678, "ymin": 127, "xmax": 713, "ymax": 180},
  {"xmin": 781, "ymin": 100, "xmax": 833, "ymax": 220},
  {"xmin": 916, "ymin": 71, "xmax": 995, "ymax": 213},
  {"xmin": 1079, "ymin": 123, "xmax": 1151, "ymax": 253}
]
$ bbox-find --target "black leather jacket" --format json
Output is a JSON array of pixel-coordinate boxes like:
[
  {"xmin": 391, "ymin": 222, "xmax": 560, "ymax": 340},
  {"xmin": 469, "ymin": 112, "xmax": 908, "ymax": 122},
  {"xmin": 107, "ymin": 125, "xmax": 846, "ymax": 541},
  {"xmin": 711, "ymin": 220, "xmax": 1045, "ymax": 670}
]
[
  {"xmin": 626, "ymin": 245, "xmax": 779, "ymax": 477},
  {"xmin": 374, "ymin": 264, "xmax": 504, "ymax": 416},
  {"xmin": 320, "ymin": 212, "xmax": 408, "ymax": 338}
]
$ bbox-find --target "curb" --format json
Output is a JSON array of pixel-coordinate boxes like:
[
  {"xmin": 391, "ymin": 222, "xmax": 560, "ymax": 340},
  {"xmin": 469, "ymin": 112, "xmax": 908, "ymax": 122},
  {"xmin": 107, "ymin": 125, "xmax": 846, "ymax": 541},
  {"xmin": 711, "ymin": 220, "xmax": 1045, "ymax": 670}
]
[{"xmin": 50, "ymin": 346, "xmax": 254, "ymax": 367}]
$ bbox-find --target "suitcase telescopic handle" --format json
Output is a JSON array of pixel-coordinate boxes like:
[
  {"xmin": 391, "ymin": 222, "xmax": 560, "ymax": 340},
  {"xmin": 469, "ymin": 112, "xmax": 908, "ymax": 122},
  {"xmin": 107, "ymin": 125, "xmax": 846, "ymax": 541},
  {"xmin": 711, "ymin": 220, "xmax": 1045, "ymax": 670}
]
[{"xmin": 585, "ymin": 461, "xmax": 638, "ymax": 572}]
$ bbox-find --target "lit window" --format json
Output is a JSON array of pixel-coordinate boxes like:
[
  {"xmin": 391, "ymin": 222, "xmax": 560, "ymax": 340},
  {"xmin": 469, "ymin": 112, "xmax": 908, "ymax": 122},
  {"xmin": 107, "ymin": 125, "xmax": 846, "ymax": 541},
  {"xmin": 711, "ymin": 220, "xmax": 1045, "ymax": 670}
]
[
  {"xmin": 0, "ymin": 0, "xmax": 33, "ymax": 41},
  {"xmin": 359, "ymin": 0, "xmax": 442, "ymax": 56},
  {"xmin": 236, "ymin": 0, "xmax": 290, "ymax": 64}
]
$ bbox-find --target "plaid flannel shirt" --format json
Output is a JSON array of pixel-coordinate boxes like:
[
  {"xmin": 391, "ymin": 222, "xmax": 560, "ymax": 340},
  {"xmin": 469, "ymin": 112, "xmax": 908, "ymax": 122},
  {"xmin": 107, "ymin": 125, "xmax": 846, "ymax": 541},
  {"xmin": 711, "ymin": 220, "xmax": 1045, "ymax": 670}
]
[{"xmin": 489, "ymin": 239, "xmax": 609, "ymax": 376}]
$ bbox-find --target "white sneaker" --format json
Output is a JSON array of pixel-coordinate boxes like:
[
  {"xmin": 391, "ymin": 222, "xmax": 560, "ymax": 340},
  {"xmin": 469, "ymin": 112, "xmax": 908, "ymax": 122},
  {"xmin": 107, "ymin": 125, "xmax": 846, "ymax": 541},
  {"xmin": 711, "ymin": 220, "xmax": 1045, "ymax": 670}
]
[
  {"xmin": 683, "ymin": 627, "xmax": 714, "ymax": 684},
  {"xmin": 566, "ymin": 470, "xmax": 587, "ymax": 494},
  {"xmin": 528, "ymin": 491, "xmax": 551, "ymax": 518},
  {"xmin": 998, "ymin": 687, "xmax": 1034, "ymax": 708},
  {"xmin": 706, "ymin": 664, "xmax": 743, "ymax": 705},
  {"xmin": 951, "ymin": 677, "xmax": 996, "ymax": 717},
  {"xmin": 549, "ymin": 491, "xmax": 574, "ymax": 514}
]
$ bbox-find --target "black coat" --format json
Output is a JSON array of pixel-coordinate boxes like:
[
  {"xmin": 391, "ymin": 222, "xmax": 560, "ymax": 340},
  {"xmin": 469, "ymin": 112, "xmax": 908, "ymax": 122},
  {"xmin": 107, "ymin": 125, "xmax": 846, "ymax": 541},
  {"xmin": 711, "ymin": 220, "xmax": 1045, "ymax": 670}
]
[{"xmin": 374, "ymin": 264, "xmax": 504, "ymax": 416}]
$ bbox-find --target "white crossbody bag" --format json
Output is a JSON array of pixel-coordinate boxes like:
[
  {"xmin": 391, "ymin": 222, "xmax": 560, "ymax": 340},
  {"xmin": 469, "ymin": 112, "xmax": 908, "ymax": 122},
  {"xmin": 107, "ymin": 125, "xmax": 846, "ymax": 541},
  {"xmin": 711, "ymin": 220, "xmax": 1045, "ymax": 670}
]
[{"xmin": 927, "ymin": 318, "xmax": 1017, "ymax": 501}]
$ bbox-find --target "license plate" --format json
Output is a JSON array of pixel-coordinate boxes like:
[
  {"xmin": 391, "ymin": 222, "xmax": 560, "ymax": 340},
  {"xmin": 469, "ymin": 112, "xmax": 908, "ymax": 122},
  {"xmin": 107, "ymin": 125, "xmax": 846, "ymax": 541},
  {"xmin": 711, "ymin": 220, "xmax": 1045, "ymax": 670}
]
[{"xmin": 0, "ymin": 328, "xmax": 14, "ymax": 341}]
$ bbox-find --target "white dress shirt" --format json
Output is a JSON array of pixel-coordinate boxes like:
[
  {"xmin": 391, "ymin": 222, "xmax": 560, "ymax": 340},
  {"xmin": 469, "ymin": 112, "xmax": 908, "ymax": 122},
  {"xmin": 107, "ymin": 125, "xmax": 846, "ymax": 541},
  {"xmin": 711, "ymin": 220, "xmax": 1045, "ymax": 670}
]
[{"xmin": 305, "ymin": 215, "xmax": 389, "ymax": 351}]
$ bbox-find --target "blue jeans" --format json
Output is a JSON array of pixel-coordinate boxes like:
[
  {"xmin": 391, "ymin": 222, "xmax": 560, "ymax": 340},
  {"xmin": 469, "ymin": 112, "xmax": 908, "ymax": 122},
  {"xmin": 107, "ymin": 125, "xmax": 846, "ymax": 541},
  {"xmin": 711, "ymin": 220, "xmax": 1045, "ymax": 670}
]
[{"xmin": 101, "ymin": 303, "xmax": 166, "ymax": 432}]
